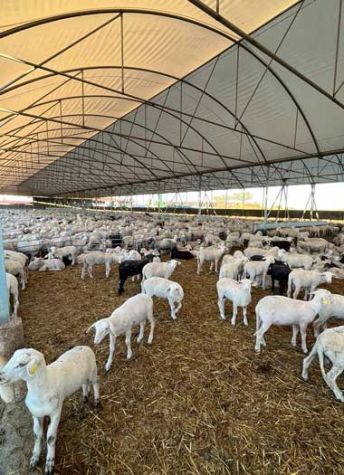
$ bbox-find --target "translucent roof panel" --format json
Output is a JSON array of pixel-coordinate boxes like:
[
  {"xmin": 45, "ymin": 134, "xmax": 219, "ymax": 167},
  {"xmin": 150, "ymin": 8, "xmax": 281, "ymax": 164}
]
[{"xmin": 0, "ymin": 0, "xmax": 343, "ymax": 196}]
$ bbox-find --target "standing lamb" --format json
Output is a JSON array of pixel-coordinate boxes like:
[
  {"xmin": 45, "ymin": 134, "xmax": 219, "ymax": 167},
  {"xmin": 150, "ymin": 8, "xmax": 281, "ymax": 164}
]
[
  {"xmin": 287, "ymin": 269, "xmax": 332, "ymax": 300},
  {"xmin": 217, "ymin": 278, "xmax": 254, "ymax": 326},
  {"xmin": 81, "ymin": 251, "xmax": 115, "ymax": 279},
  {"xmin": 86, "ymin": 293, "xmax": 155, "ymax": 371},
  {"xmin": 0, "ymin": 346, "xmax": 99, "ymax": 474},
  {"xmin": 142, "ymin": 259, "xmax": 180, "ymax": 281},
  {"xmin": 197, "ymin": 245, "xmax": 226, "ymax": 274},
  {"xmin": 255, "ymin": 289, "xmax": 332, "ymax": 353},
  {"xmin": 302, "ymin": 326, "xmax": 344, "ymax": 402},
  {"xmin": 142, "ymin": 277, "xmax": 184, "ymax": 320},
  {"xmin": 313, "ymin": 294, "xmax": 344, "ymax": 336}
]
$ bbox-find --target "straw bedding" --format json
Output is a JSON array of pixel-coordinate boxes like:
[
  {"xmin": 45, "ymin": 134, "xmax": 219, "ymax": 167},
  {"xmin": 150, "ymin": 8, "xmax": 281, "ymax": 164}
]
[{"xmin": 20, "ymin": 260, "xmax": 344, "ymax": 474}]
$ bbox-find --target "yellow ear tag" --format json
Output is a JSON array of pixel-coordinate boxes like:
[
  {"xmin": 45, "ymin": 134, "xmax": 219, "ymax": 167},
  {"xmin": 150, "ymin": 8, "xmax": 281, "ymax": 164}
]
[
  {"xmin": 322, "ymin": 298, "xmax": 329, "ymax": 305},
  {"xmin": 29, "ymin": 363, "xmax": 38, "ymax": 375}
]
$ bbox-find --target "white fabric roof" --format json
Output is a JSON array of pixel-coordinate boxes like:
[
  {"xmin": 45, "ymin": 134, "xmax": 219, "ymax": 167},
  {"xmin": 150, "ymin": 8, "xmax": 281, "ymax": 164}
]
[{"xmin": 0, "ymin": 0, "xmax": 343, "ymax": 196}]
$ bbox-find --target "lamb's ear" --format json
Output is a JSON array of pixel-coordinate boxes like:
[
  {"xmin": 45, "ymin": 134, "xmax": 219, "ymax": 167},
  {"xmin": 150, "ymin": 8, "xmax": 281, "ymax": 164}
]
[
  {"xmin": 26, "ymin": 357, "xmax": 40, "ymax": 377},
  {"xmin": 85, "ymin": 323, "xmax": 95, "ymax": 334}
]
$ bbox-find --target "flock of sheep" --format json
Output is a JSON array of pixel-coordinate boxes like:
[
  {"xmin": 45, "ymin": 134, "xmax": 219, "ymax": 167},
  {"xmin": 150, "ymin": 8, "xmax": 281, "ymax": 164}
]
[{"xmin": 0, "ymin": 209, "xmax": 344, "ymax": 474}]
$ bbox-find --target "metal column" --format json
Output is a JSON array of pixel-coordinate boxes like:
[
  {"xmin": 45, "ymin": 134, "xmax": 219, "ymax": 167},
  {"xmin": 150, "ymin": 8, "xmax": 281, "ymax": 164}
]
[{"xmin": 0, "ymin": 221, "xmax": 10, "ymax": 324}]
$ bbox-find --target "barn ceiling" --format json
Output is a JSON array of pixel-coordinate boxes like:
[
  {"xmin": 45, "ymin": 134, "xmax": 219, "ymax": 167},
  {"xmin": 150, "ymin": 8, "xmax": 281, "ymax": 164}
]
[{"xmin": 0, "ymin": 0, "xmax": 343, "ymax": 197}]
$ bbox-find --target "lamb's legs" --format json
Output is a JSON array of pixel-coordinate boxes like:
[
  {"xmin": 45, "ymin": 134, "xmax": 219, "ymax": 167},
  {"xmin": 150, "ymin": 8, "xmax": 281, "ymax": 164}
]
[
  {"xmin": 300, "ymin": 323, "xmax": 308, "ymax": 353},
  {"xmin": 325, "ymin": 366, "xmax": 344, "ymax": 402},
  {"xmin": 105, "ymin": 333, "xmax": 116, "ymax": 372},
  {"xmin": 137, "ymin": 322, "xmax": 145, "ymax": 342},
  {"xmin": 301, "ymin": 343, "xmax": 318, "ymax": 380},
  {"xmin": 125, "ymin": 330, "xmax": 133, "ymax": 359},
  {"xmin": 82, "ymin": 382, "xmax": 90, "ymax": 402},
  {"xmin": 45, "ymin": 409, "xmax": 62, "ymax": 474},
  {"xmin": 147, "ymin": 314, "xmax": 155, "ymax": 345},
  {"xmin": 168, "ymin": 297, "xmax": 177, "ymax": 320},
  {"xmin": 175, "ymin": 301, "xmax": 182, "ymax": 315},
  {"xmin": 30, "ymin": 416, "xmax": 44, "ymax": 468},
  {"xmin": 218, "ymin": 297, "xmax": 225, "ymax": 320},
  {"xmin": 291, "ymin": 325, "xmax": 299, "ymax": 347},
  {"xmin": 255, "ymin": 323, "xmax": 270, "ymax": 352},
  {"xmin": 242, "ymin": 306, "xmax": 248, "ymax": 326},
  {"xmin": 231, "ymin": 304, "xmax": 238, "ymax": 326}
]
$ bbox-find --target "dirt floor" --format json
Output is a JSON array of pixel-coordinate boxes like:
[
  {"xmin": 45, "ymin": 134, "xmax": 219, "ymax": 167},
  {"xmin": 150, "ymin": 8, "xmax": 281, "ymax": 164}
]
[{"xmin": 18, "ymin": 259, "xmax": 344, "ymax": 475}]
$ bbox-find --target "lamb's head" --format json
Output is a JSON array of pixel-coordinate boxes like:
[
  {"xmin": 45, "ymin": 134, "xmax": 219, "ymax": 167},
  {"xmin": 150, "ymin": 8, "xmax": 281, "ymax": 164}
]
[
  {"xmin": 310, "ymin": 289, "xmax": 332, "ymax": 306},
  {"xmin": 239, "ymin": 279, "xmax": 256, "ymax": 290},
  {"xmin": 263, "ymin": 255, "xmax": 275, "ymax": 265},
  {"xmin": 168, "ymin": 285, "xmax": 184, "ymax": 303},
  {"xmin": 169, "ymin": 259, "xmax": 181, "ymax": 270},
  {"xmin": 86, "ymin": 318, "xmax": 110, "ymax": 344},
  {"xmin": 28, "ymin": 257, "xmax": 43, "ymax": 271},
  {"xmin": 319, "ymin": 271, "xmax": 333, "ymax": 285},
  {"xmin": 0, "ymin": 348, "xmax": 45, "ymax": 384}
]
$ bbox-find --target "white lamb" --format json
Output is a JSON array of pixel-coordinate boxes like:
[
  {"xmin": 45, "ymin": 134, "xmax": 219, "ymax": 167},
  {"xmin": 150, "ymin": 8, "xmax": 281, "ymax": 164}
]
[
  {"xmin": 302, "ymin": 326, "xmax": 344, "ymax": 402},
  {"xmin": 244, "ymin": 256, "xmax": 275, "ymax": 289},
  {"xmin": 6, "ymin": 272, "xmax": 19, "ymax": 318},
  {"xmin": 278, "ymin": 249, "xmax": 313, "ymax": 270},
  {"xmin": 142, "ymin": 259, "xmax": 180, "ymax": 281},
  {"xmin": 244, "ymin": 247, "xmax": 279, "ymax": 259},
  {"xmin": 49, "ymin": 245, "xmax": 77, "ymax": 265},
  {"xmin": 141, "ymin": 277, "xmax": 184, "ymax": 320},
  {"xmin": 28, "ymin": 257, "xmax": 65, "ymax": 272},
  {"xmin": 81, "ymin": 251, "xmax": 115, "ymax": 279},
  {"xmin": 4, "ymin": 250, "xmax": 28, "ymax": 267},
  {"xmin": 197, "ymin": 244, "xmax": 226, "ymax": 274},
  {"xmin": 5, "ymin": 259, "xmax": 27, "ymax": 290},
  {"xmin": 255, "ymin": 289, "xmax": 332, "ymax": 353},
  {"xmin": 86, "ymin": 293, "xmax": 155, "ymax": 371},
  {"xmin": 313, "ymin": 294, "xmax": 344, "ymax": 336},
  {"xmin": 217, "ymin": 278, "xmax": 255, "ymax": 326},
  {"xmin": 219, "ymin": 261, "xmax": 241, "ymax": 280},
  {"xmin": 0, "ymin": 346, "xmax": 99, "ymax": 474},
  {"xmin": 287, "ymin": 269, "xmax": 332, "ymax": 300}
]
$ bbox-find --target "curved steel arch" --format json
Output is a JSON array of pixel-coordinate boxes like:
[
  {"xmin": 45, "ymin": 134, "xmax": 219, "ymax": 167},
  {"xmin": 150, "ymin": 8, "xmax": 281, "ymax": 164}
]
[
  {"xmin": 2, "ymin": 91, "xmax": 248, "ymax": 188},
  {"xmin": 1, "ymin": 66, "xmax": 309, "ymax": 156},
  {"xmin": 0, "ymin": 8, "xmax": 269, "ymax": 182},
  {"xmin": 0, "ymin": 6, "xmax": 326, "ymax": 192}
]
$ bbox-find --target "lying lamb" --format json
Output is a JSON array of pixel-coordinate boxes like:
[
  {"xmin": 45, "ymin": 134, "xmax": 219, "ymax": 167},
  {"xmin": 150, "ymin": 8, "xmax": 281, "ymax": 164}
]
[
  {"xmin": 86, "ymin": 293, "xmax": 155, "ymax": 371},
  {"xmin": 255, "ymin": 289, "xmax": 332, "ymax": 353},
  {"xmin": 0, "ymin": 346, "xmax": 99, "ymax": 474},
  {"xmin": 49, "ymin": 245, "xmax": 77, "ymax": 266},
  {"xmin": 302, "ymin": 326, "xmax": 344, "ymax": 402},
  {"xmin": 28, "ymin": 257, "xmax": 65, "ymax": 272},
  {"xmin": 142, "ymin": 277, "xmax": 184, "ymax": 320}
]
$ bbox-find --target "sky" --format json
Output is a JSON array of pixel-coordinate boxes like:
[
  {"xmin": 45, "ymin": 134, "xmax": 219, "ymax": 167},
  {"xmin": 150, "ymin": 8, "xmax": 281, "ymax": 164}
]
[
  {"xmin": 131, "ymin": 183, "xmax": 344, "ymax": 210},
  {"xmin": 0, "ymin": 182, "xmax": 343, "ymax": 210}
]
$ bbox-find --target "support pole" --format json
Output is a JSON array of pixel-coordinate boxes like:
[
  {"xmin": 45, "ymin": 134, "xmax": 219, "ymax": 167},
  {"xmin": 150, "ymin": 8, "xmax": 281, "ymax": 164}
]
[
  {"xmin": 198, "ymin": 176, "xmax": 202, "ymax": 217},
  {"xmin": 263, "ymin": 167, "xmax": 270, "ymax": 228},
  {"xmin": 0, "ymin": 222, "xmax": 10, "ymax": 324}
]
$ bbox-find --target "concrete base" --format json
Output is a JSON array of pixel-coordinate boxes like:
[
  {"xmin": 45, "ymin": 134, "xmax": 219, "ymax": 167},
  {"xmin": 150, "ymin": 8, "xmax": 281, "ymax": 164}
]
[
  {"xmin": 0, "ymin": 318, "xmax": 25, "ymax": 403},
  {"xmin": 0, "ymin": 318, "xmax": 24, "ymax": 358}
]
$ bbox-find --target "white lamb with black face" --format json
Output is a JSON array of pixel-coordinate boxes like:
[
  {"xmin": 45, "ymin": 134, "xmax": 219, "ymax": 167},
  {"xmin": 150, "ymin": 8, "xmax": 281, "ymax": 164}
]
[{"xmin": 0, "ymin": 346, "xmax": 99, "ymax": 475}]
